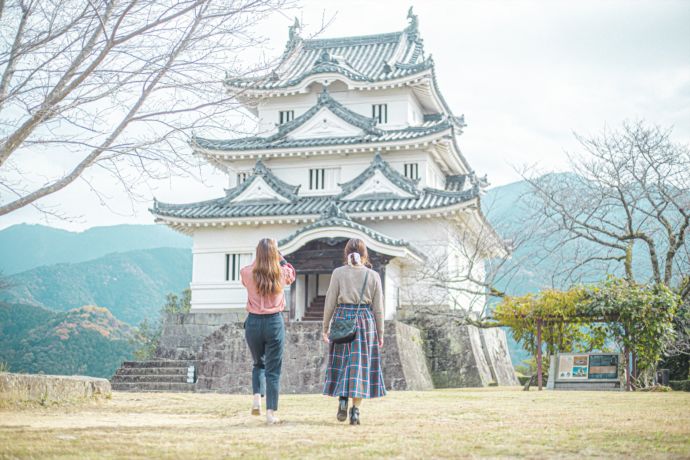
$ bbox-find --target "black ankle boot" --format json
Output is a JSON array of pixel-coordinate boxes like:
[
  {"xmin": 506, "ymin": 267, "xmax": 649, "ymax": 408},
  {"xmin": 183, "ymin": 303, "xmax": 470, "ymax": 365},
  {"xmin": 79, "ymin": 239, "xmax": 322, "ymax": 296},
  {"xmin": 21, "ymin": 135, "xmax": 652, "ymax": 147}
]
[
  {"xmin": 349, "ymin": 406, "xmax": 360, "ymax": 425},
  {"xmin": 337, "ymin": 397, "xmax": 348, "ymax": 422}
]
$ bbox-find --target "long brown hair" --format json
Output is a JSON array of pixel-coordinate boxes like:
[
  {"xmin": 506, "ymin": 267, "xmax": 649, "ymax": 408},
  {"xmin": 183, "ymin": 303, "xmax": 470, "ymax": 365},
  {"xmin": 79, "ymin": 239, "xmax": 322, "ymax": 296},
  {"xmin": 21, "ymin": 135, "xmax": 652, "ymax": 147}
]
[
  {"xmin": 253, "ymin": 238, "xmax": 283, "ymax": 296},
  {"xmin": 343, "ymin": 238, "xmax": 371, "ymax": 268}
]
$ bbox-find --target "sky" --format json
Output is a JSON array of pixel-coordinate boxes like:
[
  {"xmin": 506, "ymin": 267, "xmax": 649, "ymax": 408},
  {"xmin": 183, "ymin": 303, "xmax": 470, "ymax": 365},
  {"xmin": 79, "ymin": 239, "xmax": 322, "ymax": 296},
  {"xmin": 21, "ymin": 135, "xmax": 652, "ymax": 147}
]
[{"xmin": 2, "ymin": 0, "xmax": 689, "ymax": 231}]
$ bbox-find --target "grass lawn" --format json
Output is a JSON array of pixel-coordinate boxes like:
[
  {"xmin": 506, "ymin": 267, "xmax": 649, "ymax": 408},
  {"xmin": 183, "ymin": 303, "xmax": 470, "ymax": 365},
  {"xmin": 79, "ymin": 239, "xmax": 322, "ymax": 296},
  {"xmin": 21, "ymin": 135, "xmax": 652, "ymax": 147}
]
[{"xmin": 1, "ymin": 387, "xmax": 689, "ymax": 459}]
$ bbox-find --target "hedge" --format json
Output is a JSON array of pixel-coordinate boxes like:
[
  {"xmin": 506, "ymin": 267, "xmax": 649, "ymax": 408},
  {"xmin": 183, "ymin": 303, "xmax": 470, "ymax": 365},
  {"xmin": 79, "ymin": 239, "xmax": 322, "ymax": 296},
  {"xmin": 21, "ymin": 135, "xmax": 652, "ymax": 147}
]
[
  {"xmin": 518, "ymin": 376, "xmax": 531, "ymax": 386},
  {"xmin": 669, "ymin": 380, "xmax": 690, "ymax": 392}
]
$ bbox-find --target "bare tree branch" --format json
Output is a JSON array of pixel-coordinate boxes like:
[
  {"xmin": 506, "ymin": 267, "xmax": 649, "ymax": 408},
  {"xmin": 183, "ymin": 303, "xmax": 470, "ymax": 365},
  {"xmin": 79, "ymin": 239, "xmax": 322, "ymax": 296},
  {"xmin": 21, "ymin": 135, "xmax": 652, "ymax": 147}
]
[{"xmin": 0, "ymin": 0, "xmax": 292, "ymax": 216}]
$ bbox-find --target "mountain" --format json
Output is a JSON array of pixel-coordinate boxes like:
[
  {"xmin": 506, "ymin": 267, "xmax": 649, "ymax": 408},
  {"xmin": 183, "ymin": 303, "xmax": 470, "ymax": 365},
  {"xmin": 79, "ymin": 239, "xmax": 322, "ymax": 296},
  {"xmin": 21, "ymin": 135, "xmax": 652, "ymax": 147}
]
[
  {"xmin": 0, "ymin": 224, "xmax": 191, "ymax": 275},
  {"xmin": 0, "ymin": 247, "xmax": 192, "ymax": 325},
  {"xmin": 0, "ymin": 303, "xmax": 141, "ymax": 378}
]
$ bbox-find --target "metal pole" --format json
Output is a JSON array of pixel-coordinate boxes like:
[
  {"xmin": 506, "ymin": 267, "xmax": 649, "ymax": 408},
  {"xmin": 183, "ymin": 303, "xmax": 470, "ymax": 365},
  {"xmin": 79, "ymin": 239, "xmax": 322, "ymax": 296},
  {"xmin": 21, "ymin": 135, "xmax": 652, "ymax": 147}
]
[
  {"xmin": 537, "ymin": 318, "xmax": 543, "ymax": 391},
  {"xmin": 624, "ymin": 345, "xmax": 631, "ymax": 391}
]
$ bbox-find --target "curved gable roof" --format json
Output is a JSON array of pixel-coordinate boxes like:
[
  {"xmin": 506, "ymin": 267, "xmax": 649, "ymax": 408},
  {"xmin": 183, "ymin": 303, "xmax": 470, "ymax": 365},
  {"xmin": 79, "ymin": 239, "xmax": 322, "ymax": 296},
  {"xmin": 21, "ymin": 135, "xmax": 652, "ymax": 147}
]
[
  {"xmin": 338, "ymin": 152, "xmax": 420, "ymax": 200},
  {"xmin": 224, "ymin": 160, "xmax": 300, "ymax": 203},
  {"xmin": 277, "ymin": 202, "xmax": 425, "ymax": 261},
  {"xmin": 225, "ymin": 10, "xmax": 428, "ymax": 91}
]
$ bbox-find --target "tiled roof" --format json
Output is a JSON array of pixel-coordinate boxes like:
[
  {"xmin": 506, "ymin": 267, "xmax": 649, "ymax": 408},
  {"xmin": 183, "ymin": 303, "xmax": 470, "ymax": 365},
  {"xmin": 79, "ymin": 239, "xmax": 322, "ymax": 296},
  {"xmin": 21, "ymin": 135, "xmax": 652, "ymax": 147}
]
[
  {"xmin": 338, "ymin": 152, "xmax": 420, "ymax": 199},
  {"xmin": 225, "ymin": 160, "xmax": 299, "ymax": 201},
  {"xmin": 277, "ymin": 202, "xmax": 425, "ymax": 259},
  {"xmin": 192, "ymin": 90, "xmax": 455, "ymax": 152},
  {"xmin": 152, "ymin": 183, "xmax": 477, "ymax": 220},
  {"xmin": 226, "ymin": 10, "xmax": 428, "ymax": 90},
  {"xmin": 260, "ymin": 88, "xmax": 381, "ymax": 139},
  {"xmin": 152, "ymin": 151, "xmax": 479, "ymax": 221}
]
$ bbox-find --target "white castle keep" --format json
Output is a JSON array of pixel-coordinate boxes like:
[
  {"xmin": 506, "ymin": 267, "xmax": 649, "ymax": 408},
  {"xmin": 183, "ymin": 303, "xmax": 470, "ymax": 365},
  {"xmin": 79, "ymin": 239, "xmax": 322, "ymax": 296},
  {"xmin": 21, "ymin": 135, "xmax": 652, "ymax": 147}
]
[
  {"xmin": 151, "ymin": 10, "xmax": 507, "ymax": 324},
  {"xmin": 110, "ymin": 10, "xmax": 520, "ymax": 393}
]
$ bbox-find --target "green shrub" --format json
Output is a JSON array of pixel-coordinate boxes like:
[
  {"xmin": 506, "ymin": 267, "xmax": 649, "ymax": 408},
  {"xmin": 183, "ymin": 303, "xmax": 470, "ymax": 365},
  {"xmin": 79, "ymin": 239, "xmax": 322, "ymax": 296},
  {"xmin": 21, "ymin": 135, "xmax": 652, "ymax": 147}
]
[
  {"xmin": 518, "ymin": 376, "xmax": 531, "ymax": 386},
  {"xmin": 669, "ymin": 380, "xmax": 690, "ymax": 392}
]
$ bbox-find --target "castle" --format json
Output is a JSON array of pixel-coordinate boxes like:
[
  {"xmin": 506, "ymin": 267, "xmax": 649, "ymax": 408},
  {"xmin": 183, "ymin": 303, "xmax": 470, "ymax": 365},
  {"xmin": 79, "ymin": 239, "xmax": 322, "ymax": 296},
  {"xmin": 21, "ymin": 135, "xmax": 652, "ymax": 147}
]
[{"xmin": 111, "ymin": 9, "xmax": 518, "ymax": 392}]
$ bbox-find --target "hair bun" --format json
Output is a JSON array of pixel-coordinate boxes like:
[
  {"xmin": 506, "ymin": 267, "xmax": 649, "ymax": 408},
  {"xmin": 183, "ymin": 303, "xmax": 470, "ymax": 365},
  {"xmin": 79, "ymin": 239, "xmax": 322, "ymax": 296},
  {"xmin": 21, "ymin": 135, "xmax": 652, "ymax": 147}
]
[{"xmin": 347, "ymin": 252, "xmax": 361, "ymax": 266}]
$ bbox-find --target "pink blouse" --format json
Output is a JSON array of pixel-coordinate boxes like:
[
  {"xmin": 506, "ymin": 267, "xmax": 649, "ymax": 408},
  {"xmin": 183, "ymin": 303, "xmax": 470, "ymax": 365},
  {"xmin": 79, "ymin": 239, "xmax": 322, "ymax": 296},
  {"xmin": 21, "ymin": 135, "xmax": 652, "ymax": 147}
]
[{"xmin": 240, "ymin": 261, "xmax": 296, "ymax": 314}]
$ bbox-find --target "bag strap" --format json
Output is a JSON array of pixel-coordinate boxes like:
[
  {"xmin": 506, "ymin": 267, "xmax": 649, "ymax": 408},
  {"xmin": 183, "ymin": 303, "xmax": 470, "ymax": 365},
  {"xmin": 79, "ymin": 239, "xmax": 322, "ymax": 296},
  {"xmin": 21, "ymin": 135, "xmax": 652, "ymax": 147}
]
[{"xmin": 356, "ymin": 270, "xmax": 370, "ymax": 308}]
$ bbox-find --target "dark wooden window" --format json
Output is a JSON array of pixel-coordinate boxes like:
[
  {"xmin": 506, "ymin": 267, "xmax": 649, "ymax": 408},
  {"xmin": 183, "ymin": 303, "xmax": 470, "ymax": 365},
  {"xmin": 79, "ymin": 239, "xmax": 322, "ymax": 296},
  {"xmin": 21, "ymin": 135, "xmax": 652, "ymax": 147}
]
[
  {"xmin": 225, "ymin": 254, "xmax": 241, "ymax": 281},
  {"xmin": 404, "ymin": 163, "xmax": 419, "ymax": 180},
  {"xmin": 372, "ymin": 104, "xmax": 388, "ymax": 123},
  {"xmin": 279, "ymin": 110, "xmax": 294, "ymax": 124},
  {"xmin": 309, "ymin": 168, "xmax": 326, "ymax": 190},
  {"xmin": 236, "ymin": 171, "xmax": 250, "ymax": 184}
]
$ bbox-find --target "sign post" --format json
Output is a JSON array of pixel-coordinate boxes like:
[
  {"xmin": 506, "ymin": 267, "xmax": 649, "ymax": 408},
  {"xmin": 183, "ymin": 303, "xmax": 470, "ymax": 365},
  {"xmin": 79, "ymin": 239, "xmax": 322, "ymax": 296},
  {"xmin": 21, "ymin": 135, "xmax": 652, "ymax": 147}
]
[{"xmin": 549, "ymin": 352, "xmax": 622, "ymax": 390}]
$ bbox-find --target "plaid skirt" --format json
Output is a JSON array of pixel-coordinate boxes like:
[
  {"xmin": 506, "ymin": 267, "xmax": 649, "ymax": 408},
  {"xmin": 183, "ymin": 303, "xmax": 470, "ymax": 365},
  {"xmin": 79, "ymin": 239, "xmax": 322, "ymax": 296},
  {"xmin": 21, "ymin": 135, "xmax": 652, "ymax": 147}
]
[{"xmin": 323, "ymin": 304, "xmax": 386, "ymax": 399}]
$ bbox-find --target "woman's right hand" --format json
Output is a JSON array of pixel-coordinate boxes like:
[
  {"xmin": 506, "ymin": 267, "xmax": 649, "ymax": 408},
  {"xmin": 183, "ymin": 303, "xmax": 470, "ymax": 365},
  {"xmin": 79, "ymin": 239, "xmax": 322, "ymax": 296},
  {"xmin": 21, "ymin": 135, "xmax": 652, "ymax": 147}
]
[{"xmin": 322, "ymin": 332, "xmax": 330, "ymax": 344}]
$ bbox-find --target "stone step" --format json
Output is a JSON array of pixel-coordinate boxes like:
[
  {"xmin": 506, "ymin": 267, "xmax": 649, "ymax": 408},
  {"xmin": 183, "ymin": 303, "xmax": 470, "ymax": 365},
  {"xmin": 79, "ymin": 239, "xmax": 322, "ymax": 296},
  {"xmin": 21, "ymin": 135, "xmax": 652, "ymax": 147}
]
[
  {"xmin": 111, "ymin": 382, "xmax": 196, "ymax": 392},
  {"xmin": 115, "ymin": 367, "xmax": 188, "ymax": 376},
  {"xmin": 121, "ymin": 360, "xmax": 194, "ymax": 369},
  {"xmin": 111, "ymin": 374, "xmax": 189, "ymax": 384},
  {"xmin": 301, "ymin": 316, "xmax": 323, "ymax": 321}
]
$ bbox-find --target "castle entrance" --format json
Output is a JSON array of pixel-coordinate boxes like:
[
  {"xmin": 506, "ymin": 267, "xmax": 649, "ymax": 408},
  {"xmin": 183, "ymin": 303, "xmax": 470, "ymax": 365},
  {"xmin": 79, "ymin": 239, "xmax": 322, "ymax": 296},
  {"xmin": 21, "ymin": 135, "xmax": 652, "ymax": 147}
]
[{"xmin": 283, "ymin": 238, "xmax": 393, "ymax": 321}]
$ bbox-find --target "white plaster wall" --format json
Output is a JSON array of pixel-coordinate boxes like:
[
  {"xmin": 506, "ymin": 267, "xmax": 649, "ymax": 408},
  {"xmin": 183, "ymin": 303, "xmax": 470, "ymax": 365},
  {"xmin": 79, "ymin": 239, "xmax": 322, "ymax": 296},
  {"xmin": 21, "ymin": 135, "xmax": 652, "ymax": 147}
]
[
  {"xmin": 368, "ymin": 218, "xmax": 454, "ymax": 309},
  {"xmin": 317, "ymin": 274, "xmax": 331, "ymax": 296},
  {"xmin": 187, "ymin": 214, "xmax": 490, "ymax": 314},
  {"xmin": 256, "ymin": 86, "xmax": 424, "ymax": 132},
  {"xmin": 294, "ymin": 274, "xmax": 306, "ymax": 318},
  {"xmin": 227, "ymin": 149, "xmax": 446, "ymax": 197},
  {"xmin": 384, "ymin": 259, "xmax": 402, "ymax": 320},
  {"xmin": 190, "ymin": 224, "xmax": 301, "ymax": 311}
]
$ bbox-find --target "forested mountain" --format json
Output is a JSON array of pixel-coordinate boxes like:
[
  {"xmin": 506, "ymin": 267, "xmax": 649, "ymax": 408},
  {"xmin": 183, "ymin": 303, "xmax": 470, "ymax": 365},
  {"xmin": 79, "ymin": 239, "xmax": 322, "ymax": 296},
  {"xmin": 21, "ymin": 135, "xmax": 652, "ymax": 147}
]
[
  {"xmin": 0, "ymin": 224, "xmax": 191, "ymax": 275},
  {"xmin": 0, "ymin": 303, "xmax": 142, "ymax": 378},
  {"xmin": 0, "ymin": 247, "xmax": 191, "ymax": 325}
]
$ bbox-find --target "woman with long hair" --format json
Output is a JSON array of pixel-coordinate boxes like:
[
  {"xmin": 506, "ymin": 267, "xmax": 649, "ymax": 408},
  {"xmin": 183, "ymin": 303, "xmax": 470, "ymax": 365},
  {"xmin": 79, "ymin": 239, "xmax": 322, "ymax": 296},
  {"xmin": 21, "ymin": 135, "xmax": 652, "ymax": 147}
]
[
  {"xmin": 240, "ymin": 238, "xmax": 296, "ymax": 424},
  {"xmin": 322, "ymin": 238, "xmax": 386, "ymax": 425}
]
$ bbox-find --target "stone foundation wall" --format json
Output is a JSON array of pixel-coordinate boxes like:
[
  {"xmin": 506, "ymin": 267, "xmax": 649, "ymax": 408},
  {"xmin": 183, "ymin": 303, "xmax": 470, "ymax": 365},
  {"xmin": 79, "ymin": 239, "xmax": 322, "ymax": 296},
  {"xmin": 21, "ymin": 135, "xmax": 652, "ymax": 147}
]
[
  {"xmin": 401, "ymin": 309, "xmax": 519, "ymax": 388},
  {"xmin": 156, "ymin": 309, "xmax": 517, "ymax": 392},
  {"xmin": 481, "ymin": 327, "xmax": 520, "ymax": 386},
  {"xmin": 195, "ymin": 321, "xmax": 433, "ymax": 394},
  {"xmin": 382, "ymin": 322, "xmax": 434, "ymax": 391},
  {"xmin": 156, "ymin": 312, "xmax": 245, "ymax": 360}
]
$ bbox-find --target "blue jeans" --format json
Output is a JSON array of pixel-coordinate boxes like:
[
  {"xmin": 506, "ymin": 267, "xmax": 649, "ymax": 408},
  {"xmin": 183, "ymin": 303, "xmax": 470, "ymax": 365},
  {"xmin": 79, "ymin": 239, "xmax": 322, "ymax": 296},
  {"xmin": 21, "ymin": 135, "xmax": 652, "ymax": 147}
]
[{"xmin": 244, "ymin": 313, "xmax": 285, "ymax": 411}]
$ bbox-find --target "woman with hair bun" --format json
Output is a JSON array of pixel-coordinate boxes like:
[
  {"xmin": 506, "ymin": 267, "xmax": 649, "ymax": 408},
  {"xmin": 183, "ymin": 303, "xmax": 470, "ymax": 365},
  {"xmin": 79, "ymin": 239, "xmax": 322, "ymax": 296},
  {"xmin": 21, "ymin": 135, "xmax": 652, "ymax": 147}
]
[{"xmin": 322, "ymin": 238, "xmax": 386, "ymax": 425}]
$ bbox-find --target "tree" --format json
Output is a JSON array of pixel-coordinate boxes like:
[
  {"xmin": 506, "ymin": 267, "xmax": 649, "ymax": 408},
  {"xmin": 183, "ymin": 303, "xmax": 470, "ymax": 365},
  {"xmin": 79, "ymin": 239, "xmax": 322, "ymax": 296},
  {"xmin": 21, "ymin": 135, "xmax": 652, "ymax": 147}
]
[
  {"xmin": 404, "ymin": 193, "xmax": 540, "ymax": 317},
  {"xmin": 0, "ymin": 0, "xmax": 288, "ymax": 217},
  {"xmin": 525, "ymin": 121, "xmax": 690, "ymax": 296},
  {"xmin": 492, "ymin": 277, "xmax": 679, "ymax": 389},
  {"xmin": 521, "ymin": 121, "xmax": 690, "ymax": 374},
  {"xmin": 132, "ymin": 287, "xmax": 191, "ymax": 360},
  {"xmin": 0, "ymin": 270, "xmax": 12, "ymax": 291}
]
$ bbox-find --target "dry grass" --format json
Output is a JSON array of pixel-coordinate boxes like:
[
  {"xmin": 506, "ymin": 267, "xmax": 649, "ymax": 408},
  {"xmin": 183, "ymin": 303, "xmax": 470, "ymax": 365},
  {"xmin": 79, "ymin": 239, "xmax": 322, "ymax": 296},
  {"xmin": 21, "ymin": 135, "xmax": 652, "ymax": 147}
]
[{"xmin": 1, "ymin": 388, "xmax": 689, "ymax": 459}]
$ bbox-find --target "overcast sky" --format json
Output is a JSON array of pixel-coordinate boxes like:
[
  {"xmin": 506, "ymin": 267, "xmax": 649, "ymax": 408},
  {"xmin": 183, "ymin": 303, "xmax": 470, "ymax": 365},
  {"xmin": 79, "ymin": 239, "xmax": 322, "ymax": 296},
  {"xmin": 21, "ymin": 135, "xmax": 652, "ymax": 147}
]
[{"xmin": 2, "ymin": 0, "xmax": 689, "ymax": 231}]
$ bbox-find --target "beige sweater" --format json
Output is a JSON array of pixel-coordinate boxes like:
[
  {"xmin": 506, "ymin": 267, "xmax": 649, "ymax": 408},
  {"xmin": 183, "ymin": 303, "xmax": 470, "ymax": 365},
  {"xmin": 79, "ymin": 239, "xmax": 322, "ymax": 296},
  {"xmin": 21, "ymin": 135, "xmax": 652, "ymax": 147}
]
[{"xmin": 322, "ymin": 265, "xmax": 384, "ymax": 337}]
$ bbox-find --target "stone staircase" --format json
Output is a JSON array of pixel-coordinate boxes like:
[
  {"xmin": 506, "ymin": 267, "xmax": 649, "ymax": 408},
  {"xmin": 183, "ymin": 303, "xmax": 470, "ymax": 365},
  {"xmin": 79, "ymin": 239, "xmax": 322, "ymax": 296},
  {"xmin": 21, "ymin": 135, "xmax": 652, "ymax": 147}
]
[
  {"xmin": 111, "ymin": 360, "xmax": 196, "ymax": 392},
  {"xmin": 301, "ymin": 295, "xmax": 325, "ymax": 321}
]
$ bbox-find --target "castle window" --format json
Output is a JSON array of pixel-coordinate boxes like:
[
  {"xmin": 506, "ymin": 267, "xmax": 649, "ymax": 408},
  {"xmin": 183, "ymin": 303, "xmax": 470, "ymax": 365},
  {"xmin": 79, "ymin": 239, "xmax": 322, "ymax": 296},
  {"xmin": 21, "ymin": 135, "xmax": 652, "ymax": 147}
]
[
  {"xmin": 404, "ymin": 163, "xmax": 419, "ymax": 181},
  {"xmin": 279, "ymin": 110, "xmax": 294, "ymax": 124},
  {"xmin": 309, "ymin": 168, "xmax": 326, "ymax": 190},
  {"xmin": 225, "ymin": 253, "xmax": 251, "ymax": 281},
  {"xmin": 372, "ymin": 104, "xmax": 388, "ymax": 124},
  {"xmin": 236, "ymin": 171, "xmax": 250, "ymax": 185}
]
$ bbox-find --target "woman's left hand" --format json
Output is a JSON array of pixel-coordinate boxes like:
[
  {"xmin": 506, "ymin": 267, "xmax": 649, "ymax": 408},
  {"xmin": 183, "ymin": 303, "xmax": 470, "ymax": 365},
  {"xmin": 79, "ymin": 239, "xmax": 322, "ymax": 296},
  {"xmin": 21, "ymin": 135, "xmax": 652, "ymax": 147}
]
[
  {"xmin": 378, "ymin": 337, "xmax": 384, "ymax": 348},
  {"xmin": 322, "ymin": 332, "xmax": 330, "ymax": 344}
]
